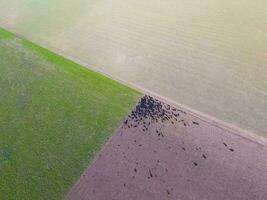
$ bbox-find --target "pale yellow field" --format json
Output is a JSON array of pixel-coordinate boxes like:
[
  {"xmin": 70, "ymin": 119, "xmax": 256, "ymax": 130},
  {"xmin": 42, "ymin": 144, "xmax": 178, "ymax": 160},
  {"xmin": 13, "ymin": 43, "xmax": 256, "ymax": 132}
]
[{"xmin": 0, "ymin": 0, "xmax": 266, "ymax": 136}]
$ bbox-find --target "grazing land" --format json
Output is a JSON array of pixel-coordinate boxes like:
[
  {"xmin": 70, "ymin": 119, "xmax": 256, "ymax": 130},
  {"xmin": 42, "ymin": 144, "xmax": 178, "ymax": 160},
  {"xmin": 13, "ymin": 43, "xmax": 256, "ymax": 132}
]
[
  {"xmin": 0, "ymin": 27, "xmax": 141, "ymax": 200},
  {"xmin": 0, "ymin": 0, "xmax": 266, "ymax": 136},
  {"xmin": 66, "ymin": 96, "xmax": 267, "ymax": 200}
]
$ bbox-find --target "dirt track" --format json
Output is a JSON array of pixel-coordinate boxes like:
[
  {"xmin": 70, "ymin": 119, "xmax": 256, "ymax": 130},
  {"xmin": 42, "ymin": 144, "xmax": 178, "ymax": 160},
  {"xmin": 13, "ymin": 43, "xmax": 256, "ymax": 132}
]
[{"xmin": 66, "ymin": 95, "xmax": 267, "ymax": 200}]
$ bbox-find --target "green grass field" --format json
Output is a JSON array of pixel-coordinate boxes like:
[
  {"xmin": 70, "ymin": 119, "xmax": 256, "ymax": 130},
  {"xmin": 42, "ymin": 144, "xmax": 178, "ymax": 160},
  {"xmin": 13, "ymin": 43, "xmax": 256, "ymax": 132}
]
[{"xmin": 0, "ymin": 27, "xmax": 141, "ymax": 199}]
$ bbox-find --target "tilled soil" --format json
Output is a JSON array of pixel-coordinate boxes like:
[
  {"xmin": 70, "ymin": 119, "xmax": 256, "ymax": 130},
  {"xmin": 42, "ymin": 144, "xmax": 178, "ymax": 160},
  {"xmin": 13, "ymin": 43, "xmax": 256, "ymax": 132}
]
[
  {"xmin": 2, "ymin": 0, "xmax": 267, "ymax": 137},
  {"xmin": 66, "ymin": 95, "xmax": 267, "ymax": 200}
]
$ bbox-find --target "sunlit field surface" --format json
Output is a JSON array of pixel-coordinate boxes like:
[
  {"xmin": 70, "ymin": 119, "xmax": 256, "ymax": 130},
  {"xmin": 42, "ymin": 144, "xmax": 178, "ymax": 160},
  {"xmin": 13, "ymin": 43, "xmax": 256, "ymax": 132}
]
[{"xmin": 0, "ymin": 0, "xmax": 266, "ymax": 136}]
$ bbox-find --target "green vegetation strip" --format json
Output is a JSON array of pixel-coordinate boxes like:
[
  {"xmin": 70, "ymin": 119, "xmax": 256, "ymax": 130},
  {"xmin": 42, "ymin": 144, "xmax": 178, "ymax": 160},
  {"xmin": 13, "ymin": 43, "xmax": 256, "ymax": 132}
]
[{"xmin": 0, "ymin": 27, "xmax": 141, "ymax": 200}]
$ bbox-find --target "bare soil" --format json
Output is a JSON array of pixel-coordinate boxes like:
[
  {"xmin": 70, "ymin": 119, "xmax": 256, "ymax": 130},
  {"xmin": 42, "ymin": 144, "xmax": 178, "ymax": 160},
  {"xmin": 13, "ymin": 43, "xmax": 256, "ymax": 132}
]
[
  {"xmin": 66, "ymin": 95, "xmax": 267, "ymax": 200},
  {"xmin": 1, "ymin": 0, "xmax": 267, "ymax": 136}
]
